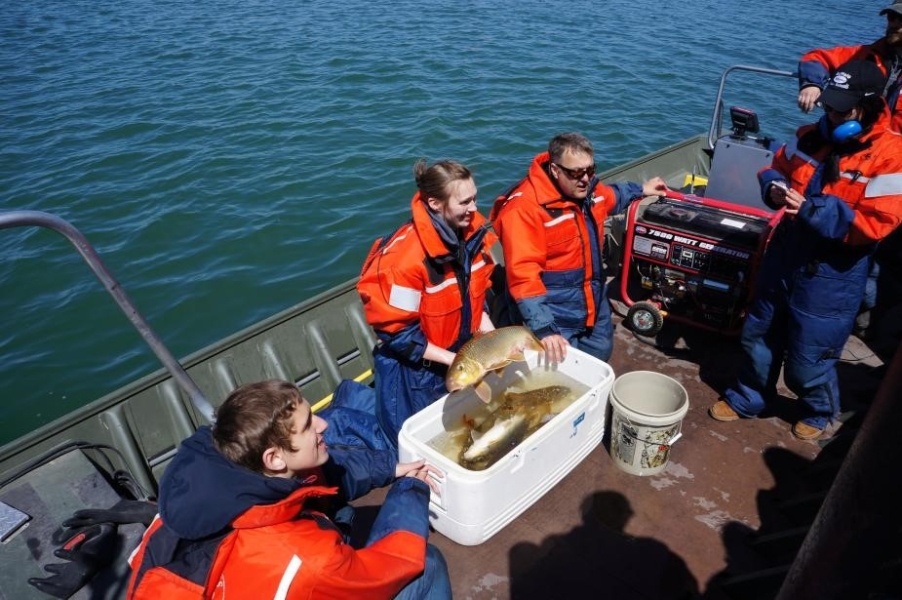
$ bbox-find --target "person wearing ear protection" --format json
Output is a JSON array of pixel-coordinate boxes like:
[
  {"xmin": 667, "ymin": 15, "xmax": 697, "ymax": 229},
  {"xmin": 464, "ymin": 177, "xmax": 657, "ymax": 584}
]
[
  {"xmin": 127, "ymin": 380, "xmax": 450, "ymax": 599},
  {"xmin": 490, "ymin": 132, "xmax": 668, "ymax": 365},
  {"xmin": 710, "ymin": 61, "xmax": 902, "ymax": 440},
  {"xmin": 357, "ymin": 159, "xmax": 497, "ymax": 449}
]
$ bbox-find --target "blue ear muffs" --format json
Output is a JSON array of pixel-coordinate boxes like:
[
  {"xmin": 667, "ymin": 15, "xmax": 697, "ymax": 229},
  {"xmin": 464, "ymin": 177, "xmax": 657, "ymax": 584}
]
[
  {"xmin": 818, "ymin": 114, "xmax": 863, "ymax": 144},
  {"xmin": 832, "ymin": 120, "xmax": 863, "ymax": 143}
]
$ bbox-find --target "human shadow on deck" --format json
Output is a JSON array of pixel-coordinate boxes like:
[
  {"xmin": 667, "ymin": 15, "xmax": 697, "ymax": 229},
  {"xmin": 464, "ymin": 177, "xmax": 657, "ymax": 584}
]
[
  {"xmin": 507, "ymin": 491, "xmax": 699, "ymax": 599},
  {"xmin": 700, "ymin": 446, "xmax": 816, "ymax": 600},
  {"xmin": 702, "ymin": 429, "xmax": 902, "ymax": 599}
]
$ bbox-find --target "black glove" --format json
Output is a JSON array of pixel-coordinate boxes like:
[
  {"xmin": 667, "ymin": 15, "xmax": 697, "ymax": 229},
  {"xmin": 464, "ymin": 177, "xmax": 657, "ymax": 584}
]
[
  {"xmin": 28, "ymin": 523, "xmax": 117, "ymax": 599},
  {"xmin": 62, "ymin": 498, "xmax": 157, "ymax": 529}
]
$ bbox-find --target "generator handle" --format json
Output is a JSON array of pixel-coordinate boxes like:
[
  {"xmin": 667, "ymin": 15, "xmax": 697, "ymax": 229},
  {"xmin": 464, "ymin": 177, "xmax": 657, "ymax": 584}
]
[{"xmin": 659, "ymin": 190, "xmax": 703, "ymax": 205}]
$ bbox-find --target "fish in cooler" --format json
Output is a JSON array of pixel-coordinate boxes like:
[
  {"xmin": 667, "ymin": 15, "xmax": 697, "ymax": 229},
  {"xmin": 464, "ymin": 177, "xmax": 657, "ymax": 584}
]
[
  {"xmin": 497, "ymin": 385, "xmax": 570, "ymax": 428},
  {"xmin": 459, "ymin": 413, "xmax": 529, "ymax": 471},
  {"xmin": 458, "ymin": 384, "xmax": 573, "ymax": 471}
]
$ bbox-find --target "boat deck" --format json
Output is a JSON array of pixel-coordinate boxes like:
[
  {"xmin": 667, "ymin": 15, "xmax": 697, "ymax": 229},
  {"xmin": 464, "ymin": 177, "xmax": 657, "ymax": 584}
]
[{"xmin": 351, "ymin": 302, "xmax": 886, "ymax": 599}]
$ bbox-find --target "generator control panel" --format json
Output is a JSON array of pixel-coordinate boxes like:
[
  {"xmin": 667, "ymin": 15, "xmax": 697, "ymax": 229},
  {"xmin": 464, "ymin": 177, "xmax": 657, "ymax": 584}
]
[
  {"xmin": 623, "ymin": 195, "xmax": 776, "ymax": 333},
  {"xmin": 632, "ymin": 197, "xmax": 768, "ymax": 281}
]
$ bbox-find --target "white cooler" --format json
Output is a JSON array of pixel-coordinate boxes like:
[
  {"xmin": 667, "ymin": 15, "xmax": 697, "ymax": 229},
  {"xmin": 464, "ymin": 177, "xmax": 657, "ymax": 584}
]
[{"xmin": 398, "ymin": 346, "xmax": 614, "ymax": 546}]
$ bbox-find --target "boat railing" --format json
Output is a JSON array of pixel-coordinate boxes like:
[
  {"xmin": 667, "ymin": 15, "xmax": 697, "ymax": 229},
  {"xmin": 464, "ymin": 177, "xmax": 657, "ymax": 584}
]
[
  {"xmin": 707, "ymin": 64, "xmax": 797, "ymax": 149},
  {"xmin": 0, "ymin": 210, "xmax": 216, "ymax": 423}
]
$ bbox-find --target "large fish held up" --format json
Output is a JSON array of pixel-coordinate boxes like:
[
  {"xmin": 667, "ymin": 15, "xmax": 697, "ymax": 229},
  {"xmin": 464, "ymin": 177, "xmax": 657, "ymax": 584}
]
[{"xmin": 445, "ymin": 326, "xmax": 544, "ymax": 403}]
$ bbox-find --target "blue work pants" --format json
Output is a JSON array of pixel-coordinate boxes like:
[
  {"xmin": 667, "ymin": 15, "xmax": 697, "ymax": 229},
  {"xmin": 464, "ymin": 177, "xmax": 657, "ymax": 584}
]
[
  {"xmin": 724, "ymin": 256, "xmax": 867, "ymax": 429},
  {"xmin": 394, "ymin": 544, "xmax": 452, "ymax": 600},
  {"xmin": 374, "ymin": 346, "xmax": 448, "ymax": 450}
]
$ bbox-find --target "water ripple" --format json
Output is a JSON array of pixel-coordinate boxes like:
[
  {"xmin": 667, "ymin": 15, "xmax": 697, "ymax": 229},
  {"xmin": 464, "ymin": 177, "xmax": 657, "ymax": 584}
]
[{"xmin": 0, "ymin": 0, "xmax": 877, "ymax": 442}]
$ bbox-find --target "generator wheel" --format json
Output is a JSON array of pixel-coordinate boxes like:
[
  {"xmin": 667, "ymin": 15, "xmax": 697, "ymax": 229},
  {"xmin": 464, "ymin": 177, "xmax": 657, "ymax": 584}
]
[{"xmin": 627, "ymin": 302, "xmax": 664, "ymax": 337}]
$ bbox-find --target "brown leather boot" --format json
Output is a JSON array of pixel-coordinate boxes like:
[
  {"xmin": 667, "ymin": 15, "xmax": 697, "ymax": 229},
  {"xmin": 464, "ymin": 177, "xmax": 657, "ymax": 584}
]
[
  {"xmin": 708, "ymin": 400, "xmax": 740, "ymax": 422},
  {"xmin": 791, "ymin": 421, "xmax": 825, "ymax": 441}
]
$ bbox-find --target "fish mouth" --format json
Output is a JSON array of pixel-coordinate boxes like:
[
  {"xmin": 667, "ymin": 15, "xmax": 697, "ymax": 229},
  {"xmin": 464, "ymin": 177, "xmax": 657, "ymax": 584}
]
[{"xmin": 445, "ymin": 376, "xmax": 470, "ymax": 392}]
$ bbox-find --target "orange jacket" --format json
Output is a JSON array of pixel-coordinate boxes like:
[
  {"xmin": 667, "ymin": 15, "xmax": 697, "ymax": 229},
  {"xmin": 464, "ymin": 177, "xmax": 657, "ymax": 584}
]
[
  {"xmin": 127, "ymin": 427, "xmax": 432, "ymax": 599},
  {"xmin": 357, "ymin": 193, "xmax": 496, "ymax": 353},
  {"xmin": 128, "ymin": 486, "xmax": 428, "ymax": 599},
  {"xmin": 799, "ymin": 39, "xmax": 902, "ymax": 131},
  {"xmin": 766, "ymin": 109, "xmax": 902, "ymax": 246},
  {"xmin": 490, "ymin": 151, "xmax": 640, "ymax": 330}
]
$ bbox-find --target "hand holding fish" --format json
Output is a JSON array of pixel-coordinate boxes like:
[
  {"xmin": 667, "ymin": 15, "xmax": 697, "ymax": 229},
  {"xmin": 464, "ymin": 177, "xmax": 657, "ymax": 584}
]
[
  {"xmin": 423, "ymin": 342, "xmax": 458, "ymax": 366},
  {"xmin": 396, "ymin": 459, "xmax": 442, "ymax": 494}
]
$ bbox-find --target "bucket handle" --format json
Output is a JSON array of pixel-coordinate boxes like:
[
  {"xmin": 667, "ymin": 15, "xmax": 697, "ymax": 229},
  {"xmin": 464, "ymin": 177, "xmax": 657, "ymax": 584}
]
[{"xmin": 618, "ymin": 412, "xmax": 683, "ymax": 448}]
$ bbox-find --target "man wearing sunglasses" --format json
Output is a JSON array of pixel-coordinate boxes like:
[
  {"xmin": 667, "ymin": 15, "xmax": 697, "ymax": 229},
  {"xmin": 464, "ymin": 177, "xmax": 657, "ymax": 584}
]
[{"xmin": 490, "ymin": 132, "xmax": 667, "ymax": 364}]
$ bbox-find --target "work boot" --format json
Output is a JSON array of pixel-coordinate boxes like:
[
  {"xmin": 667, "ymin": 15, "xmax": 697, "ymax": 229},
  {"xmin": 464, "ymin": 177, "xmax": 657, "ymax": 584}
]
[
  {"xmin": 791, "ymin": 421, "xmax": 825, "ymax": 441},
  {"xmin": 708, "ymin": 400, "xmax": 740, "ymax": 422}
]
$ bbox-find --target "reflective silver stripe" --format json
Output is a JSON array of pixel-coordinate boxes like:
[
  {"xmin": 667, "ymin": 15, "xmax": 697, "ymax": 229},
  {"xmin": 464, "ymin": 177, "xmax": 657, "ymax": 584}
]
[
  {"xmin": 389, "ymin": 284, "xmax": 422, "ymax": 311},
  {"xmin": 841, "ymin": 172, "xmax": 870, "ymax": 183},
  {"xmin": 381, "ymin": 228, "xmax": 411, "ymax": 253},
  {"xmin": 424, "ymin": 278, "xmax": 458, "ymax": 294},
  {"xmin": 424, "ymin": 259, "xmax": 488, "ymax": 294},
  {"xmin": 471, "ymin": 258, "xmax": 488, "ymax": 273},
  {"xmin": 865, "ymin": 173, "xmax": 902, "ymax": 198},
  {"xmin": 127, "ymin": 514, "xmax": 160, "ymax": 566},
  {"xmin": 784, "ymin": 138, "xmax": 819, "ymax": 167},
  {"xmin": 274, "ymin": 555, "xmax": 302, "ymax": 600},
  {"xmin": 543, "ymin": 213, "xmax": 575, "ymax": 227}
]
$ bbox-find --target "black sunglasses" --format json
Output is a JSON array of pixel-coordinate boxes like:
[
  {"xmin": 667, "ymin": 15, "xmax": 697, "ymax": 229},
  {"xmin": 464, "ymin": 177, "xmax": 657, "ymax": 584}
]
[{"xmin": 553, "ymin": 162, "xmax": 596, "ymax": 180}]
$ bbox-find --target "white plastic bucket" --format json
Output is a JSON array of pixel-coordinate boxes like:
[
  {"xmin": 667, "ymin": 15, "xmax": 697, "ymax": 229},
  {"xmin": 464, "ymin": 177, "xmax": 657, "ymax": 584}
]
[{"xmin": 608, "ymin": 371, "xmax": 689, "ymax": 476}]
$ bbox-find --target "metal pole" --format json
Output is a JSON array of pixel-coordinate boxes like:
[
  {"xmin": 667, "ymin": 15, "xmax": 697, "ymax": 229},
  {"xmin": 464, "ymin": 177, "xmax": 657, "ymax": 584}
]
[{"xmin": 0, "ymin": 210, "xmax": 215, "ymax": 423}]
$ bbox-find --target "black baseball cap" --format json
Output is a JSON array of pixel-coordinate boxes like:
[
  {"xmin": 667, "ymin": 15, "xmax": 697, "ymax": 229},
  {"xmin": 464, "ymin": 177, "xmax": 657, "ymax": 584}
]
[
  {"xmin": 880, "ymin": 3, "xmax": 902, "ymax": 16},
  {"xmin": 819, "ymin": 60, "xmax": 886, "ymax": 113}
]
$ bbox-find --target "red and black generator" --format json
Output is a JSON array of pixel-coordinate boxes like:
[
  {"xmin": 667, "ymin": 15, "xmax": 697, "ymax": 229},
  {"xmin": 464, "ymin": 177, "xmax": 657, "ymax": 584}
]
[{"xmin": 619, "ymin": 191, "xmax": 781, "ymax": 337}]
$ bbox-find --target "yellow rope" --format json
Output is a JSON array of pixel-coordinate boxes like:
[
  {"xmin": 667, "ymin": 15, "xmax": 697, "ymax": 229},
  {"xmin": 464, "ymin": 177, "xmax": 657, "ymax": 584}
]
[{"xmin": 310, "ymin": 369, "xmax": 373, "ymax": 412}]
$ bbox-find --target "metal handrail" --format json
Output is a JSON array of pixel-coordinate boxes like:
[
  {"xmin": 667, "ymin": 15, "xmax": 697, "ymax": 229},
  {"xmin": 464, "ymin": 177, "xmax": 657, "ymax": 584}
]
[
  {"xmin": 0, "ymin": 210, "xmax": 215, "ymax": 422},
  {"xmin": 707, "ymin": 64, "xmax": 797, "ymax": 149}
]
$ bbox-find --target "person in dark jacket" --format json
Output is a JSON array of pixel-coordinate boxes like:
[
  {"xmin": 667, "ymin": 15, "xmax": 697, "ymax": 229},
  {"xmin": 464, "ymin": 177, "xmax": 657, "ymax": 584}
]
[
  {"xmin": 127, "ymin": 379, "xmax": 450, "ymax": 599},
  {"xmin": 710, "ymin": 61, "xmax": 902, "ymax": 440}
]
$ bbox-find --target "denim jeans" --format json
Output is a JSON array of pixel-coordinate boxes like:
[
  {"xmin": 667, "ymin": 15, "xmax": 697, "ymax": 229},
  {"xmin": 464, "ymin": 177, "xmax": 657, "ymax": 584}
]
[{"xmin": 394, "ymin": 544, "xmax": 452, "ymax": 600}]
